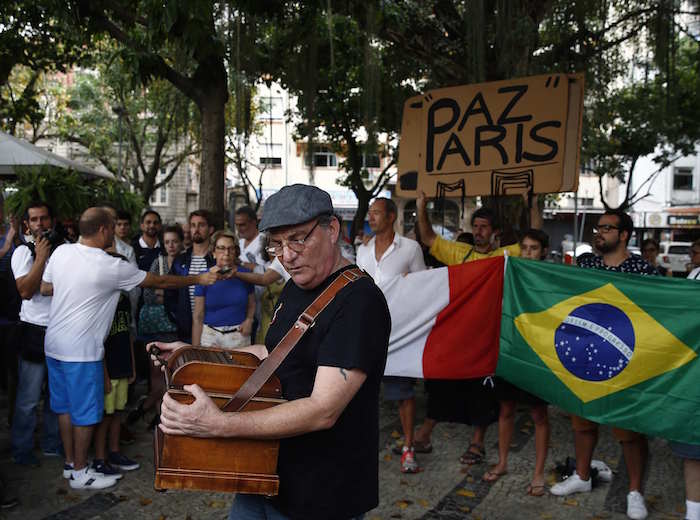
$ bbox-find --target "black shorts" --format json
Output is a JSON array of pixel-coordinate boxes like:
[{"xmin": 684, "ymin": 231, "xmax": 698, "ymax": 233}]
[
  {"xmin": 424, "ymin": 378, "xmax": 498, "ymax": 426},
  {"xmin": 493, "ymin": 376, "xmax": 547, "ymax": 407}
]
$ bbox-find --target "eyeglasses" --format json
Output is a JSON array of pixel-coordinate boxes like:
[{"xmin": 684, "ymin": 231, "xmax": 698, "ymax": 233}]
[
  {"xmin": 265, "ymin": 220, "xmax": 320, "ymax": 257},
  {"xmin": 215, "ymin": 246, "xmax": 237, "ymax": 253},
  {"xmin": 593, "ymin": 224, "xmax": 619, "ymax": 234}
]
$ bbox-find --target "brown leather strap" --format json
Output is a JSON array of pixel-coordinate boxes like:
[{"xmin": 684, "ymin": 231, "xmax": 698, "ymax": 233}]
[{"xmin": 222, "ymin": 267, "xmax": 366, "ymax": 412}]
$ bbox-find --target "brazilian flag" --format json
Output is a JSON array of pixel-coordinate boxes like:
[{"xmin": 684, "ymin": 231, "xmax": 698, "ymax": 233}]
[{"xmin": 498, "ymin": 257, "xmax": 700, "ymax": 444}]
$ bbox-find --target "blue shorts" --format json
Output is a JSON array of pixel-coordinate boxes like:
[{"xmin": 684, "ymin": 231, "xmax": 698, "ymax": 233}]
[
  {"xmin": 46, "ymin": 358, "xmax": 104, "ymax": 426},
  {"xmin": 670, "ymin": 441, "xmax": 700, "ymax": 460},
  {"xmin": 383, "ymin": 376, "xmax": 415, "ymax": 401}
]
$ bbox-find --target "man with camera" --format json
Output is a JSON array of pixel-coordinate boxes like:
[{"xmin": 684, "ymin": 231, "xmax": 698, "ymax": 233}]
[{"xmin": 10, "ymin": 201, "xmax": 63, "ymax": 466}]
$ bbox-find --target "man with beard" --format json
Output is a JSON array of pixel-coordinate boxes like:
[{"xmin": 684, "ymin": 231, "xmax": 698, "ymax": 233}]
[
  {"xmin": 550, "ymin": 209, "xmax": 656, "ymax": 520},
  {"xmin": 10, "ymin": 201, "xmax": 61, "ymax": 466},
  {"xmin": 132, "ymin": 210, "xmax": 162, "ymax": 271},
  {"xmin": 165, "ymin": 210, "xmax": 216, "ymax": 342},
  {"xmin": 40, "ymin": 207, "xmax": 219, "ymax": 489},
  {"xmin": 413, "ymin": 190, "xmax": 541, "ymax": 467}
]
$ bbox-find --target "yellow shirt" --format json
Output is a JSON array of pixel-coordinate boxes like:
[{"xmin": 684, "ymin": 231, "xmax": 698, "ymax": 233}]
[{"xmin": 429, "ymin": 234, "xmax": 520, "ymax": 266}]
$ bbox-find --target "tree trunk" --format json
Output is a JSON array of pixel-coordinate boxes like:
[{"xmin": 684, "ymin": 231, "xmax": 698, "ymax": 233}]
[
  {"xmin": 198, "ymin": 80, "xmax": 228, "ymax": 229},
  {"xmin": 350, "ymin": 188, "xmax": 370, "ymax": 242}
]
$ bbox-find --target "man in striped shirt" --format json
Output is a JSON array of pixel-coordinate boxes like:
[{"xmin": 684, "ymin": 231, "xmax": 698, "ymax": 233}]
[{"xmin": 165, "ymin": 210, "xmax": 215, "ymax": 342}]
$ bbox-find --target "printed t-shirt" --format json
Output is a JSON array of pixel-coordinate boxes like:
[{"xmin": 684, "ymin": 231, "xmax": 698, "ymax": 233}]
[
  {"xmin": 576, "ymin": 252, "xmax": 658, "ymax": 275},
  {"xmin": 43, "ymin": 243, "xmax": 146, "ymax": 362},
  {"xmin": 265, "ymin": 266, "xmax": 390, "ymax": 519},
  {"xmin": 104, "ymin": 293, "xmax": 133, "ymax": 379},
  {"xmin": 11, "ymin": 244, "xmax": 52, "ymax": 326},
  {"xmin": 429, "ymin": 234, "xmax": 520, "ymax": 265},
  {"xmin": 193, "ymin": 268, "xmax": 253, "ymax": 327}
]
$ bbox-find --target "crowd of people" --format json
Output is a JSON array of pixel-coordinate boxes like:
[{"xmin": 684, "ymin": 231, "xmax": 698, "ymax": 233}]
[{"xmin": 0, "ymin": 184, "xmax": 699, "ymax": 519}]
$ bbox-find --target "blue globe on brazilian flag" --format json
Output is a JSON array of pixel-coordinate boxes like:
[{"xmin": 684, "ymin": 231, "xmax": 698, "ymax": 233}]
[{"xmin": 498, "ymin": 257, "xmax": 700, "ymax": 444}]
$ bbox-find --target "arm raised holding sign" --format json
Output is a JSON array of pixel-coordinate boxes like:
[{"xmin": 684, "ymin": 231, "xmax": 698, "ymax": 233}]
[{"xmin": 415, "ymin": 190, "xmax": 542, "ymax": 265}]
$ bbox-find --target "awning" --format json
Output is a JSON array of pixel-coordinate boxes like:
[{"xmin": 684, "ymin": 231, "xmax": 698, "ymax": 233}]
[{"xmin": 0, "ymin": 131, "xmax": 114, "ymax": 180}]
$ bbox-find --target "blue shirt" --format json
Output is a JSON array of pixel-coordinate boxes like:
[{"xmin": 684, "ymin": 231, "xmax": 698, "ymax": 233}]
[
  {"xmin": 0, "ymin": 231, "xmax": 15, "ymax": 273},
  {"xmin": 194, "ymin": 268, "xmax": 253, "ymax": 327}
]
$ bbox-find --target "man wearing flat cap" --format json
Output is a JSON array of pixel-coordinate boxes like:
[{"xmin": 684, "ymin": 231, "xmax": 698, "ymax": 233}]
[{"xmin": 158, "ymin": 184, "xmax": 391, "ymax": 519}]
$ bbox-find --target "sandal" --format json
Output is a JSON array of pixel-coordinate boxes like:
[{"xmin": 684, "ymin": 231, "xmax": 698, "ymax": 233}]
[
  {"xmin": 459, "ymin": 443, "xmax": 485, "ymax": 465},
  {"xmin": 413, "ymin": 439, "xmax": 433, "ymax": 454},
  {"xmin": 482, "ymin": 468, "xmax": 507, "ymax": 483},
  {"xmin": 526, "ymin": 484, "xmax": 546, "ymax": 496}
]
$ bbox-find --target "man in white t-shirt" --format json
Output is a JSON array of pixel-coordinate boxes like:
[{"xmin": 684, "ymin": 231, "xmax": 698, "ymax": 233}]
[
  {"xmin": 10, "ymin": 201, "xmax": 61, "ymax": 467},
  {"xmin": 40, "ymin": 207, "xmax": 219, "ymax": 490},
  {"xmin": 235, "ymin": 206, "xmax": 266, "ymax": 340},
  {"xmin": 356, "ymin": 197, "xmax": 426, "ymax": 474}
]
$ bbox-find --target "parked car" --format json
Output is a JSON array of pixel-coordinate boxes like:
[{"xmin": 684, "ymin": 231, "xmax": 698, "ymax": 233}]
[{"xmin": 658, "ymin": 241, "xmax": 691, "ymax": 276}]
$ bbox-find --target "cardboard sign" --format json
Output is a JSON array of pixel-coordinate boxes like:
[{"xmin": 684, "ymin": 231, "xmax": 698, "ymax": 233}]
[{"xmin": 395, "ymin": 73, "xmax": 584, "ymax": 198}]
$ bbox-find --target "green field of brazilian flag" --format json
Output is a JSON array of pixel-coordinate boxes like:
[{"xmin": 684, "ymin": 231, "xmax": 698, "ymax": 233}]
[{"xmin": 498, "ymin": 257, "xmax": 700, "ymax": 445}]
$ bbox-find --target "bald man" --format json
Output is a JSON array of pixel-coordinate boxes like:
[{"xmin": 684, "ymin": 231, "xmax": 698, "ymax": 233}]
[{"xmin": 39, "ymin": 207, "xmax": 221, "ymax": 490}]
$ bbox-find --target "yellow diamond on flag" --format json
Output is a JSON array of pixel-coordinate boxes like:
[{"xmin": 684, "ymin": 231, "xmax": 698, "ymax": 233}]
[{"xmin": 514, "ymin": 283, "xmax": 696, "ymax": 403}]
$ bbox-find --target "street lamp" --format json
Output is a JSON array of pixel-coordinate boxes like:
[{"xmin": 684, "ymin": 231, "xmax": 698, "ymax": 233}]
[{"xmin": 112, "ymin": 105, "xmax": 126, "ymax": 178}]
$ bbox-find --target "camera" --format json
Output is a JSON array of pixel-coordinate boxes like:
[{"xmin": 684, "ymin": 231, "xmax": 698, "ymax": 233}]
[{"xmin": 40, "ymin": 229, "xmax": 64, "ymax": 253}]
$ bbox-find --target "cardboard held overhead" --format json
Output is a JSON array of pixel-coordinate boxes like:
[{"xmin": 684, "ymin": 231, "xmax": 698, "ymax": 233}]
[{"xmin": 395, "ymin": 73, "xmax": 584, "ymax": 198}]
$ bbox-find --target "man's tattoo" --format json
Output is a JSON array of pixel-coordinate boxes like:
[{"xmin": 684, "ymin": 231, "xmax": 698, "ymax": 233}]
[{"xmin": 339, "ymin": 368, "xmax": 347, "ymax": 381}]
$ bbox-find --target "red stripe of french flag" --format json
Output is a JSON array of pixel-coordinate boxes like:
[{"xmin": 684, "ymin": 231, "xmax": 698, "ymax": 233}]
[{"xmin": 383, "ymin": 256, "xmax": 504, "ymax": 379}]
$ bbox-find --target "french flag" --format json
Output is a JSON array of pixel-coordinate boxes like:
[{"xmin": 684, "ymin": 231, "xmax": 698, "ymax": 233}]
[{"xmin": 382, "ymin": 256, "xmax": 504, "ymax": 379}]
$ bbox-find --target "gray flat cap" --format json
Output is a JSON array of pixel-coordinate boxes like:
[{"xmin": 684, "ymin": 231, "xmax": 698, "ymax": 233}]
[{"xmin": 259, "ymin": 184, "xmax": 334, "ymax": 231}]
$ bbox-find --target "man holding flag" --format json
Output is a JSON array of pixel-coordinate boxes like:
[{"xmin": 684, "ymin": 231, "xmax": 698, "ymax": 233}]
[
  {"xmin": 414, "ymin": 190, "xmax": 541, "ymax": 465},
  {"xmin": 549, "ymin": 209, "xmax": 656, "ymax": 520}
]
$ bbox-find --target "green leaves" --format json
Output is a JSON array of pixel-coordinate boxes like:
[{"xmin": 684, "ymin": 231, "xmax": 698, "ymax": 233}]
[{"xmin": 4, "ymin": 165, "xmax": 143, "ymax": 221}]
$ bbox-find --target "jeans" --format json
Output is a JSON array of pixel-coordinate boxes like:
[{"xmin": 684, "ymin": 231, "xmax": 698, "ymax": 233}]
[
  {"xmin": 228, "ymin": 494, "xmax": 364, "ymax": 520},
  {"xmin": 11, "ymin": 357, "xmax": 60, "ymax": 457}
]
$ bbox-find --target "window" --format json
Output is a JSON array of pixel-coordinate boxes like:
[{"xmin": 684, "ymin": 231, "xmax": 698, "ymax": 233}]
[
  {"xmin": 579, "ymin": 197, "xmax": 594, "ymax": 206},
  {"xmin": 362, "ymin": 153, "xmax": 381, "ymax": 169},
  {"xmin": 305, "ymin": 146, "xmax": 337, "ymax": 168},
  {"xmin": 150, "ymin": 167, "xmax": 169, "ymax": 206},
  {"xmin": 674, "ymin": 168, "xmax": 694, "ymax": 190},
  {"xmin": 259, "ymin": 143, "xmax": 283, "ymax": 166},
  {"xmin": 260, "ymin": 96, "xmax": 284, "ymax": 120}
]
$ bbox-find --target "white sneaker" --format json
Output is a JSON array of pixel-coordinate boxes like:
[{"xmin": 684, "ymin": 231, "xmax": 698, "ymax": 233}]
[
  {"xmin": 550, "ymin": 472, "xmax": 592, "ymax": 496},
  {"xmin": 591, "ymin": 459, "xmax": 613, "ymax": 482},
  {"xmin": 63, "ymin": 462, "xmax": 74, "ymax": 479},
  {"xmin": 626, "ymin": 491, "xmax": 648, "ymax": 520},
  {"xmin": 69, "ymin": 468, "xmax": 119, "ymax": 490}
]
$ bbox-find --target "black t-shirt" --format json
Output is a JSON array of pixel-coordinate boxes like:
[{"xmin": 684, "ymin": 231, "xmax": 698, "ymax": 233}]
[
  {"xmin": 265, "ymin": 265, "xmax": 391, "ymax": 520},
  {"xmin": 104, "ymin": 293, "xmax": 133, "ymax": 379}
]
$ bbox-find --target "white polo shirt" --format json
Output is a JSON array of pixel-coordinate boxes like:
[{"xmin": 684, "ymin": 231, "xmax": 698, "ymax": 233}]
[
  {"xmin": 43, "ymin": 243, "xmax": 146, "ymax": 362},
  {"xmin": 11, "ymin": 244, "xmax": 52, "ymax": 327},
  {"xmin": 356, "ymin": 233, "xmax": 426, "ymax": 285}
]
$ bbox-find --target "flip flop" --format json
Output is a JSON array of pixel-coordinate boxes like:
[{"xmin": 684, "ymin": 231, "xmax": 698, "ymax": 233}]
[
  {"xmin": 459, "ymin": 443, "xmax": 485, "ymax": 465},
  {"xmin": 482, "ymin": 468, "xmax": 508, "ymax": 483},
  {"xmin": 526, "ymin": 484, "xmax": 546, "ymax": 496},
  {"xmin": 413, "ymin": 439, "xmax": 433, "ymax": 454}
]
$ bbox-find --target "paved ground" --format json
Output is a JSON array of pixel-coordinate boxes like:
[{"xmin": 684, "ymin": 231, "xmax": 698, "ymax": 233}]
[{"xmin": 0, "ymin": 382, "xmax": 687, "ymax": 520}]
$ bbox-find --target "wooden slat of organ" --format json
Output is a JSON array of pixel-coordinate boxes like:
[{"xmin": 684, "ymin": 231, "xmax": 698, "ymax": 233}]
[{"xmin": 154, "ymin": 346, "xmax": 285, "ymax": 495}]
